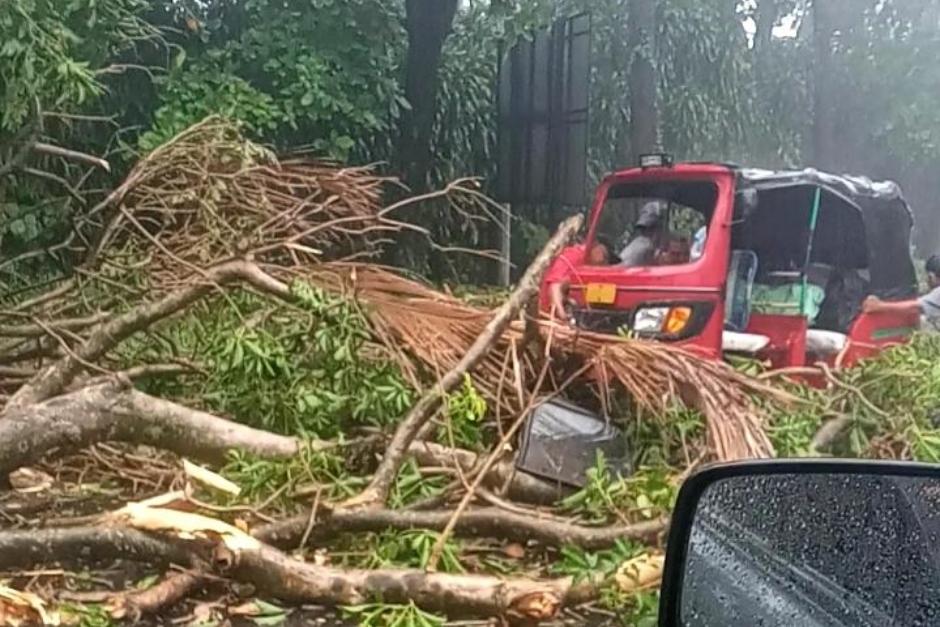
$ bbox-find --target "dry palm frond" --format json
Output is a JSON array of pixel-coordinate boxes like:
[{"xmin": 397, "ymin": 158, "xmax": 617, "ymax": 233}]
[{"xmin": 303, "ymin": 262, "xmax": 786, "ymax": 461}]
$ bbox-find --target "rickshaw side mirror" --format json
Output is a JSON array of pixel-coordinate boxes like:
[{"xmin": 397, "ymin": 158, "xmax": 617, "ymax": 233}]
[{"xmin": 733, "ymin": 189, "xmax": 758, "ymax": 222}]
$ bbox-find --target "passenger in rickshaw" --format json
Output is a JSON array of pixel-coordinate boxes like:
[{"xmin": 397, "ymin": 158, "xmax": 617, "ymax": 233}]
[
  {"xmin": 619, "ymin": 201, "xmax": 666, "ymax": 267},
  {"xmin": 862, "ymin": 255, "xmax": 940, "ymax": 331},
  {"xmin": 655, "ymin": 235, "xmax": 691, "ymax": 266}
]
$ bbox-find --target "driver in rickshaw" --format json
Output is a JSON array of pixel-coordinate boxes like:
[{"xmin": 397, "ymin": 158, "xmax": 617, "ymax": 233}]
[
  {"xmin": 862, "ymin": 254, "xmax": 940, "ymax": 330},
  {"xmin": 619, "ymin": 201, "xmax": 666, "ymax": 267}
]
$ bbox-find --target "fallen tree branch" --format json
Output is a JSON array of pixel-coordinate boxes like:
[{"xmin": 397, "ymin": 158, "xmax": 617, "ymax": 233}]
[
  {"xmin": 0, "ymin": 383, "xmax": 563, "ymax": 505},
  {"xmin": 110, "ymin": 571, "xmax": 207, "ymax": 620},
  {"xmin": 809, "ymin": 414, "xmax": 854, "ymax": 453},
  {"xmin": 255, "ymin": 507, "xmax": 668, "ymax": 551},
  {"xmin": 31, "ymin": 141, "xmax": 111, "ymax": 172},
  {"xmin": 344, "ymin": 214, "xmax": 583, "ymax": 509},
  {"xmin": 0, "ymin": 312, "xmax": 110, "ymax": 338},
  {"xmin": 230, "ymin": 543, "xmax": 576, "ymax": 619},
  {"xmin": 67, "ymin": 362, "xmax": 199, "ymax": 392},
  {"xmin": 0, "ymin": 383, "xmax": 302, "ymax": 475},
  {"xmin": 3, "ymin": 259, "xmax": 286, "ymax": 410},
  {"xmin": 407, "ymin": 440, "xmax": 567, "ymax": 505},
  {"xmin": 0, "ymin": 524, "xmax": 586, "ymax": 621},
  {"xmin": 0, "ymin": 527, "xmax": 194, "ymax": 570}
]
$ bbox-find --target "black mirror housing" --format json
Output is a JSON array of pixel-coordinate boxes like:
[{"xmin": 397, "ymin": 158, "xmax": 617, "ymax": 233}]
[{"xmin": 659, "ymin": 459, "xmax": 940, "ymax": 627}]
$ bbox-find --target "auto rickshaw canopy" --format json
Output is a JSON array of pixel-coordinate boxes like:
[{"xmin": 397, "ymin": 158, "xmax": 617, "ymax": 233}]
[{"xmin": 732, "ymin": 168, "xmax": 917, "ymax": 300}]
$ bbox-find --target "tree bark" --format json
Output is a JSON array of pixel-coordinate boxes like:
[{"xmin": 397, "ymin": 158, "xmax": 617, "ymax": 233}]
[
  {"xmin": 0, "ymin": 384, "xmax": 302, "ymax": 475},
  {"xmin": 257, "ymin": 507, "xmax": 668, "ymax": 552},
  {"xmin": 399, "ymin": 0, "xmax": 460, "ymax": 190},
  {"xmin": 0, "ymin": 527, "xmax": 196, "ymax": 570},
  {"xmin": 0, "ymin": 525, "xmax": 584, "ymax": 620},
  {"xmin": 231, "ymin": 544, "xmax": 576, "ymax": 619},
  {"xmin": 628, "ymin": 0, "xmax": 659, "ymax": 161},
  {"xmin": 0, "ymin": 383, "xmax": 565, "ymax": 505}
]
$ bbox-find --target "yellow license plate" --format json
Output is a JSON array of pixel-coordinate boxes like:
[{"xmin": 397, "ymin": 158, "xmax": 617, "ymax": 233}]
[{"xmin": 584, "ymin": 283, "xmax": 616, "ymax": 304}]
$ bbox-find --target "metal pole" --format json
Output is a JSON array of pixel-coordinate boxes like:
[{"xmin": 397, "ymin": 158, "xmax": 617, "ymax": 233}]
[{"xmin": 800, "ymin": 187, "xmax": 823, "ymax": 315}]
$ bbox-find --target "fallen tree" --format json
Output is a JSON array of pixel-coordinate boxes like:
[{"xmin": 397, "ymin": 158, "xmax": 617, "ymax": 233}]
[{"xmin": 0, "ymin": 118, "xmax": 779, "ymax": 624}]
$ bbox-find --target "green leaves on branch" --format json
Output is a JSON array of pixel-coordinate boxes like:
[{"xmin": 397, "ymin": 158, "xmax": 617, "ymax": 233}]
[
  {"xmin": 559, "ymin": 453, "xmax": 676, "ymax": 525},
  {"xmin": 342, "ymin": 601, "xmax": 445, "ymax": 627},
  {"xmin": 137, "ymin": 283, "xmax": 412, "ymax": 438},
  {"xmin": 0, "ymin": 0, "xmax": 153, "ymax": 130}
]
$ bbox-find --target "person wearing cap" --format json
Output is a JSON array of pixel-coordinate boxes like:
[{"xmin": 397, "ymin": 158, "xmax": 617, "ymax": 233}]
[
  {"xmin": 862, "ymin": 254, "xmax": 940, "ymax": 330},
  {"xmin": 619, "ymin": 201, "xmax": 665, "ymax": 267}
]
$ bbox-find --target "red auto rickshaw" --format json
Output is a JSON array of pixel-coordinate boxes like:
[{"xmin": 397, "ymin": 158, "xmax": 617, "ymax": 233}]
[{"xmin": 540, "ymin": 155, "xmax": 920, "ymax": 369}]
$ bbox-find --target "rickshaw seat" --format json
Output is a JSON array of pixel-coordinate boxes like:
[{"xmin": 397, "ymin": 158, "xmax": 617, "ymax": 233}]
[
  {"xmin": 722, "ymin": 330, "xmax": 771, "ymax": 354},
  {"xmin": 805, "ymin": 329, "xmax": 848, "ymax": 355}
]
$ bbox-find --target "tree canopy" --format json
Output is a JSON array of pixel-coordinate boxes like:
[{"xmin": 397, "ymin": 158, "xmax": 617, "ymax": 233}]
[{"xmin": 4, "ymin": 0, "xmax": 940, "ymax": 275}]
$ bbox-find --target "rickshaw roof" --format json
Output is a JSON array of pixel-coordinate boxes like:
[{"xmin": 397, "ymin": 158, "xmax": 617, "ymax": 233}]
[
  {"xmin": 734, "ymin": 167, "xmax": 917, "ymax": 299},
  {"xmin": 736, "ymin": 167, "xmax": 910, "ymax": 216}
]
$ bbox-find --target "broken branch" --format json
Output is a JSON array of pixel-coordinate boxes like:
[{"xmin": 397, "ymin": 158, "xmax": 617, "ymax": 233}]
[
  {"xmin": 255, "ymin": 507, "xmax": 668, "ymax": 551},
  {"xmin": 345, "ymin": 214, "xmax": 583, "ymax": 509}
]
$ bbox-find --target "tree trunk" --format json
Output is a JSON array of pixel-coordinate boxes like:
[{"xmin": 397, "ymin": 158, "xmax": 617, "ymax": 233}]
[
  {"xmin": 754, "ymin": 0, "xmax": 777, "ymax": 57},
  {"xmin": 628, "ymin": 0, "xmax": 659, "ymax": 162},
  {"xmin": 399, "ymin": 0, "xmax": 460, "ymax": 191},
  {"xmin": 812, "ymin": 0, "xmax": 838, "ymax": 170}
]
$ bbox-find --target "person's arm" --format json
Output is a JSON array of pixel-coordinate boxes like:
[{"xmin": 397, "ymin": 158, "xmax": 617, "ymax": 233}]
[
  {"xmin": 862, "ymin": 296, "xmax": 921, "ymax": 316},
  {"xmin": 549, "ymin": 280, "xmax": 570, "ymax": 319}
]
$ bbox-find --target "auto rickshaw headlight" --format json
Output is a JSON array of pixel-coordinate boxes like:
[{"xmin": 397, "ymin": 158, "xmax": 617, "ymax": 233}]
[
  {"xmin": 633, "ymin": 305, "xmax": 692, "ymax": 336},
  {"xmin": 633, "ymin": 307, "xmax": 670, "ymax": 333}
]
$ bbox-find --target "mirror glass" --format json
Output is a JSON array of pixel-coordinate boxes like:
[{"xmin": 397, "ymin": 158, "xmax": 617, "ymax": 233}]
[{"xmin": 679, "ymin": 473, "xmax": 940, "ymax": 626}]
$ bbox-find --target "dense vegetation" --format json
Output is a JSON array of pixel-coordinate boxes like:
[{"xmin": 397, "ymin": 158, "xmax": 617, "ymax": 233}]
[
  {"xmin": 5, "ymin": 0, "xmax": 940, "ymax": 286},
  {"xmin": 5, "ymin": 1, "xmax": 940, "ymax": 625}
]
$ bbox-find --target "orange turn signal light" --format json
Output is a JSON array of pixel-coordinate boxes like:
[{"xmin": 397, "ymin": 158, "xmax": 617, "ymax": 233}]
[{"xmin": 664, "ymin": 307, "xmax": 692, "ymax": 335}]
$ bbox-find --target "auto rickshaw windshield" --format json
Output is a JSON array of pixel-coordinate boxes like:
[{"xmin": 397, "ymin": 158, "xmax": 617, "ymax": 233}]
[{"xmin": 592, "ymin": 180, "xmax": 718, "ymax": 267}]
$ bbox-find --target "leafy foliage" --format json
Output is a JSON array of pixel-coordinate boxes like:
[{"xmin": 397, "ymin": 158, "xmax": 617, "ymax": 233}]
[
  {"xmin": 342, "ymin": 601, "xmax": 445, "ymax": 627},
  {"xmin": 440, "ymin": 375, "xmax": 488, "ymax": 450},
  {"xmin": 354, "ymin": 529, "xmax": 464, "ymax": 573},
  {"xmin": 0, "ymin": 0, "xmax": 153, "ymax": 130},
  {"xmin": 752, "ymin": 333, "xmax": 940, "ymax": 459},
  {"xmin": 59, "ymin": 603, "xmax": 115, "ymax": 627},
  {"xmin": 551, "ymin": 539, "xmax": 644, "ymax": 583},
  {"xmin": 142, "ymin": 0, "xmax": 403, "ymax": 160},
  {"xmin": 559, "ymin": 453, "xmax": 677, "ymax": 524},
  {"xmin": 223, "ymin": 444, "xmax": 364, "ymax": 504},
  {"xmin": 140, "ymin": 284, "xmax": 412, "ymax": 438},
  {"xmin": 600, "ymin": 588, "xmax": 660, "ymax": 627},
  {"xmin": 389, "ymin": 459, "xmax": 448, "ymax": 509}
]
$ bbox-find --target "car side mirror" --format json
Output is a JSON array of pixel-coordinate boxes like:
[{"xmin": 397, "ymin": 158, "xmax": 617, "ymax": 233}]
[{"xmin": 659, "ymin": 460, "xmax": 940, "ymax": 626}]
